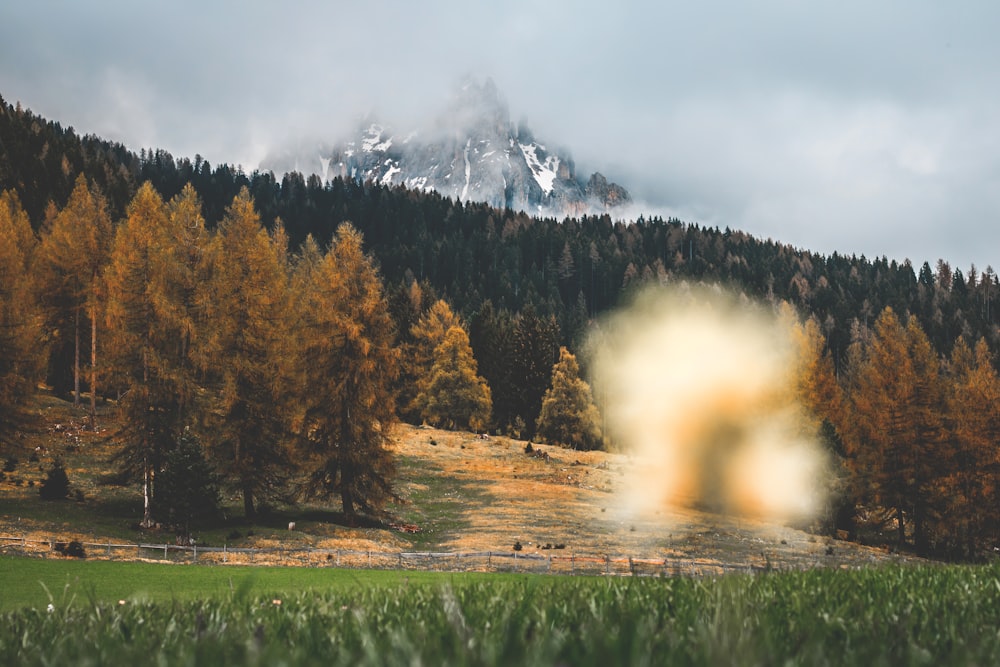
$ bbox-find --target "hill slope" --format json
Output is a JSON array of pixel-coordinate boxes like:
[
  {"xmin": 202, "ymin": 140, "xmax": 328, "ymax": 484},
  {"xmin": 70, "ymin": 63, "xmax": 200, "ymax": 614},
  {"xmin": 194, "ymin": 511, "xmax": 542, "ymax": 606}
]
[{"xmin": 0, "ymin": 394, "xmax": 920, "ymax": 570}]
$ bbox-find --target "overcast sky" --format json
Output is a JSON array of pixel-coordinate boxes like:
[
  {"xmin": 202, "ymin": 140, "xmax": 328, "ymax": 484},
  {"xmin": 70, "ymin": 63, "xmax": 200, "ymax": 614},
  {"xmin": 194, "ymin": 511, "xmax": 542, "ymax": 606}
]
[{"xmin": 2, "ymin": 1, "xmax": 998, "ymax": 270}]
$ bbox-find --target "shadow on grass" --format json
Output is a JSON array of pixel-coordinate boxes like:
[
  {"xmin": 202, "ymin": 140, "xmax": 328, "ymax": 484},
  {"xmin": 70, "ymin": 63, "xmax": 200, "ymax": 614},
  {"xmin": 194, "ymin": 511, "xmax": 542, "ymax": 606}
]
[{"xmin": 391, "ymin": 455, "xmax": 495, "ymax": 550}]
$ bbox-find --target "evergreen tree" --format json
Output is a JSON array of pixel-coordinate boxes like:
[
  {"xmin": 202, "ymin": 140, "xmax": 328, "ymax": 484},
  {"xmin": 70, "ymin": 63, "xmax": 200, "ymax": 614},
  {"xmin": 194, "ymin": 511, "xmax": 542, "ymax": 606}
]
[
  {"xmin": 405, "ymin": 298, "xmax": 463, "ymax": 420},
  {"xmin": 197, "ymin": 188, "xmax": 295, "ymax": 521},
  {"xmin": 786, "ymin": 309, "xmax": 852, "ymax": 532},
  {"xmin": 38, "ymin": 459, "xmax": 71, "ymax": 501},
  {"xmin": 509, "ymin": 306, "xmax": 560, "ymax": 437},
  {"xmin": 104, "ymin": 182, "xmax": 208, "ymax": 526},
  {"xmin": 33, "ymin": 174, "xmax": 112, "ymax": 424},
  {"xmin": 469, "ymin": 300, "xmax": 516, "ymax": 433},
  {"xmin": 788, "ymin": 310, "xmax": 843, "ymax": 428},
  {"xmin": 535, "ymin": 346, "xmax": 603, "ymax": 450},
  {"xmin": 0, "ymin": 190, "xmax": 44, "ymax": 443},
  {"xmin": 156, "ymin": 430, "xmax": 221, "ymax": 538},
  {"xmin": 843, "ymin": 307, "xmax": 946, "ymax": 551},
  {"xmin": 415, "ymin": 325, "xmax": 492, "ymax": 432},
  {"xmin": 944, "ymin": 337, "xmax": 1000, "ymax": 557},
  {"xmin": 298, "ymin": 223, "xmax": 400, "ymax": 524}
]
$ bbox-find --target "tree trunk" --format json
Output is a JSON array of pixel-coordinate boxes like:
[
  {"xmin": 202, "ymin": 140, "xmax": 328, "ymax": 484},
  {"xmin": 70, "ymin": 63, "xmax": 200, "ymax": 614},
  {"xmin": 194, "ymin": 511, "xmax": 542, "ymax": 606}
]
[
  {"xmin": 340, "ymin": 395, "xmax": 356, "ymax": 525},
  {"xmin": 913, "ymin": 502, "xmax": 929, "ymax": 555},
  {"xmin": 341, "ymin": 474, "xmax": 356, "ymax": 526},
  {"xmin": 139, "ymin": 352, "xmax": 154, "ymax": 528},
  {"xmin": 89, "ymin": 303, "xmax": 97, "ymax": 429},
  {"xmin": 243, "ymin": 483, "xmax": 256, "ymax": 521},
  {"xmin": 140, "ymin": 462, "xmax": 154, "ymax": 528},
  {"xmin": 896, "ymin": 506, "xmax": 906, "ymax": 547},
  {"xmin": 73, "ymin": 307, "xmax": 80, "ymax": 406}
]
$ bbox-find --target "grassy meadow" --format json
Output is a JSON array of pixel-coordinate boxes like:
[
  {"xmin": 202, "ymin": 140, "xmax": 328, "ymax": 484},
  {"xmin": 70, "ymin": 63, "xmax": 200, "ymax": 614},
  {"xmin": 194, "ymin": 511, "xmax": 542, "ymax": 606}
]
[{"xmin": 3, "ymin": 557, "xmax": 1000, "ymax": 665}]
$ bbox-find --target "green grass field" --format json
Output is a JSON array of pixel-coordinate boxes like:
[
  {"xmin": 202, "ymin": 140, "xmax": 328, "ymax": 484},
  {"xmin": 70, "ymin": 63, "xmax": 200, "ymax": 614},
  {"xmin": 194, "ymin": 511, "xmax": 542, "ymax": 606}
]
[
  {"xmin": 3, "ymin": 557, "xmax": 1000, "ymax": 665},
  {"xmin": 0, "ymin": 556, "xmax": 505, "ymax": 612}
]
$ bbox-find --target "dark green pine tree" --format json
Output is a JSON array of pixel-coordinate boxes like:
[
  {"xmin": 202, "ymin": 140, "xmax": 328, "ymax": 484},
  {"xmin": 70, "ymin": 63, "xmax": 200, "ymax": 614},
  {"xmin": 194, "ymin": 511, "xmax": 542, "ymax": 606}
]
[
  {"xmin": 156, "ymin": 430, "xmax": 221, "ymax": 538},
  {"xmin": 509, "ymin": 306, "xmax": 560, "ymax": 438},
  {"xmin": 469, "ymin": 301, "xmax": 517, "ymax": 434}
]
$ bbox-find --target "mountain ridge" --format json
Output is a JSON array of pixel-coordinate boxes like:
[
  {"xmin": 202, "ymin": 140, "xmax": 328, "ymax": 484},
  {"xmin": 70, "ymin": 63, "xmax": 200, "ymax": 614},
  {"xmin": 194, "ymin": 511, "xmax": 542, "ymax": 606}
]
[{"xmin": 265, "ymin": 78, "xmax": 631, "ymax": 218}]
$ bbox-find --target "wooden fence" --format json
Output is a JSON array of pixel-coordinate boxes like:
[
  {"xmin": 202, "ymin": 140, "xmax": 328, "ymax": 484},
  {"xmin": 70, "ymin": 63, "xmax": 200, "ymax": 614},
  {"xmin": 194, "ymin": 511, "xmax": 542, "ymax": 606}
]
[{"xmin": 0, "ymin": 534, "xmax": 773, "ymax": 577}]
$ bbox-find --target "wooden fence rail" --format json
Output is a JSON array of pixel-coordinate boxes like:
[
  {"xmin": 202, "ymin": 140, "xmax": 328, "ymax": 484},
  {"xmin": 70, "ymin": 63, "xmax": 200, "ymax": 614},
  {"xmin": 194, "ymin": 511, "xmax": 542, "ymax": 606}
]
[{"xmin": 0, "ymin": 534, "xmax": 770, "ymax": 577}]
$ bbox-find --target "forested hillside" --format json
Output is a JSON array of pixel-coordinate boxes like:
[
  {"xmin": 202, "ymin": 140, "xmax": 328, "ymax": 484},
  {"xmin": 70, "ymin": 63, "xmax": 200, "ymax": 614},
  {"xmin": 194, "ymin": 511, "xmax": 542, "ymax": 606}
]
[
  {"xmin": 4, "ymin": 95, "xmax": 996, "ymax": 365},
  {"xmin": 3, "ymin": 94, "xmax": 1000, "ymax": 560}
]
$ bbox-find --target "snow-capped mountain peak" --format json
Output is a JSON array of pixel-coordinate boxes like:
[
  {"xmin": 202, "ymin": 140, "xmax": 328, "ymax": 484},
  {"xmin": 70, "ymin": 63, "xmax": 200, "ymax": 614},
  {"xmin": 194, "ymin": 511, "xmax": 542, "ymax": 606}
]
[{"xmin": 264, "ymin": 78, "xmax": 630, "ymax": 217}]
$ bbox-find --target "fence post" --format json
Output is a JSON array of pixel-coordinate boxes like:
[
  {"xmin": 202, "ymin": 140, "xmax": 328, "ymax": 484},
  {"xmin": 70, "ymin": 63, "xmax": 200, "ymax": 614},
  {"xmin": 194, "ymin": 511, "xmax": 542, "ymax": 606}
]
[
  {"xmin": 107, "ymin": 540, "xmax": 111, "ymax": 557},
  {"xmin": 571, "ymin": 555, "xmax": 575, "ymax": 574},
  {"xmin": 399, "ymin": 552, "xmax": 403, "ymax": 569},
  {"xmin": 605, "ymin": 555, "xmax": 610, "ymax": 575},
  {"xmin": 368, "ymin": 551, "xmax": 371, "ymax": 568},
  {"xmin": 193, "ymin": 544, "xmax": 197, "ymax": 563},
  {"xmin": 224, "ymin": 543, "xmax": 227, "ymax": 563}
]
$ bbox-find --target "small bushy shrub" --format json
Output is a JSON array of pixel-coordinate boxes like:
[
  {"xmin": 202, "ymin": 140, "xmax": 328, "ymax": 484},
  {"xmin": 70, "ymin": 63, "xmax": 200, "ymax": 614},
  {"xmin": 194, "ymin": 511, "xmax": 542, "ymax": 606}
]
[
  {"xmin": 39, "ymin": 460, "xmax": 70, "ymax": 500},
  {"xmin": 65, "ymin": 540, "xmax": 86, "ymax": 558}
]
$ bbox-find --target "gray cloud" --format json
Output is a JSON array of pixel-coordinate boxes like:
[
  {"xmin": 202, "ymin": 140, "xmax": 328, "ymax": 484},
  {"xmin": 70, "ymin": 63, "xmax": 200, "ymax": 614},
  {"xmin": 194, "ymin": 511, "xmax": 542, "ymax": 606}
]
[{"xmin": 2, "ymin": 0, "xmax": 998, "ymax": 269}]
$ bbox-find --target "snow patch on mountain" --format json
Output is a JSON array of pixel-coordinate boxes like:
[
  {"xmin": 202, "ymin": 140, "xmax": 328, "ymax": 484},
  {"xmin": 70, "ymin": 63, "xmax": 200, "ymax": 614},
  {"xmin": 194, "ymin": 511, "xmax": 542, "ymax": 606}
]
[{"xmin": 519, "ymin": 142, "xmax": 559, "ymax": 195}]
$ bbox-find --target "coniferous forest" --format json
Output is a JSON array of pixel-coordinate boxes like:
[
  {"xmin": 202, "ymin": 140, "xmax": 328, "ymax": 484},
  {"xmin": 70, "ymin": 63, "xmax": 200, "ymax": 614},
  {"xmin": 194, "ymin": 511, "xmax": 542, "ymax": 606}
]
[{"xmin": 3, "ymin": 95, "xmax": 1000, "ymax": 560}]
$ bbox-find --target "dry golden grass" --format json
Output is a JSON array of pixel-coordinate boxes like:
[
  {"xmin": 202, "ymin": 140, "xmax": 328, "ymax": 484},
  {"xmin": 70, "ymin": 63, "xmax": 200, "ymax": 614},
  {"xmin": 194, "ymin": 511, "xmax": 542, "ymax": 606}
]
[
  {"xmin": 388, "ymin": 425, "xmax": 919, "ymax": 569},
  {"xmin": 0, "ymin": 394, "xmax": 922, "ymax": 569}
]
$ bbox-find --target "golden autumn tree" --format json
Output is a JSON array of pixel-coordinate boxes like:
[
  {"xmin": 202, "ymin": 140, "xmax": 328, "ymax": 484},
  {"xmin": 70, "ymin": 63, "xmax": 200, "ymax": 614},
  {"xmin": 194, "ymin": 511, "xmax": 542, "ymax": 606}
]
[
  {"xmin": 944, "ymin": 337, "xmax": 1000, "ymax": 557},
  {"xmin": 415, "ymin": 325, "xmax": 492, "ymax": 432},
  {"xmin": 405, "ymin": 298, "xmax": 464, "ymax": 419},
  {"xmin": 197, "ymin": 188, "xmax": 295, "ymax": 521},
  {"xmin": 788, "ymin": 312, "xmax": 843, "ymax": 429},
  {"xmin": 297, "ymin": 223, "xmax": 400, "ymax": 524},
  {"xmin": 535, "ymin": 346, "xmax": 603, "ymax": 450},
  {"xmin": 390, "ymin": 279, "xmax": 433, "ymax": 423},
  {"xmin": 0, "ymin": 190, "xmax": 44, "ymax": 443},
  {"xmin": 34, "ymin": 174, "xmax": 112, "ymax": 425},
  {"xmin": 788, "ymin": 310, "xmax": 853, "ymax": 533},
  {"xmin": 104, "ymin": 182, "xmax": 209, "ymax": 527},
  {"xmin": 843, "ymin": 307, "xmax": 946, "ymax": 551}
]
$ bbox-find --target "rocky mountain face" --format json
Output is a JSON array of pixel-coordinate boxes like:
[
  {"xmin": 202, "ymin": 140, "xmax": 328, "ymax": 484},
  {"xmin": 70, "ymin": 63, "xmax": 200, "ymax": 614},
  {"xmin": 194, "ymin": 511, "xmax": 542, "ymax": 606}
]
[{"xmin": 266, "ymin": 79, "xmax": 630, "ymax": 218}]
